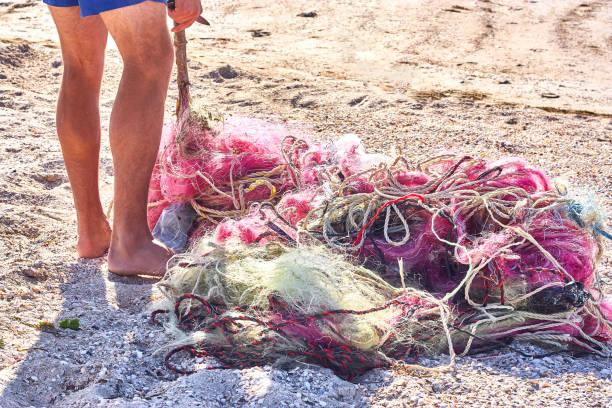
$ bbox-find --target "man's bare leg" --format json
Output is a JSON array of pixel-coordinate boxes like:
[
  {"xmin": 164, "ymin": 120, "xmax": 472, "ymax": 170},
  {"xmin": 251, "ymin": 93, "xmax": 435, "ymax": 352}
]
[
  {"xmin": 49, "ymin": 6, "xmax": 111, "ymax": 258},
  {"xmin": 101, "ymin": 1, "xmax": 174, "ymax": 276}
]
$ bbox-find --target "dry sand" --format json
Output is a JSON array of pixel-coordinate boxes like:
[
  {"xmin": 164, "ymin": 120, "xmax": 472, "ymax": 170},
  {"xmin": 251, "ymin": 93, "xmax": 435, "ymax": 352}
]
[{"xmin": 0, "ymin": 0, "xmax": 611, "ymax": 406}]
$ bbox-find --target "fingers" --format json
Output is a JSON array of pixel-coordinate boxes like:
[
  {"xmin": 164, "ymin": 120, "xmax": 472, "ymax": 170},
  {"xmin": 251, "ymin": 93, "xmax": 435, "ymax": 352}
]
[
  {"xmin": 168, "ymin": 12, "xmax": 198, "ymax": 32},
  {"xmin": 168, "ymin": 10, "xmax": 199, "ymax": 24},
  {"xmin": 171, "ymin": 15, "xmax": 208, "ymax": 32},
  {"xmin": 167, "ymin": 0, "xmax": 203, "ymax": 32},
  {"xmin": 171, "ymin": 21, "xmax": 194, "ymax": 32}
]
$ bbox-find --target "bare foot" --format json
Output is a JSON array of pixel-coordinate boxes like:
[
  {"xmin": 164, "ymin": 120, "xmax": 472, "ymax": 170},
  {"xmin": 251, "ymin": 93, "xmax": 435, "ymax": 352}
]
[
  {"xmin": 78, "ymin": 218, "xmax": 112, "ymax": 258},
  {"xmin": 107, "ymin": 238, "xmax": 173, "ymax": 277}
]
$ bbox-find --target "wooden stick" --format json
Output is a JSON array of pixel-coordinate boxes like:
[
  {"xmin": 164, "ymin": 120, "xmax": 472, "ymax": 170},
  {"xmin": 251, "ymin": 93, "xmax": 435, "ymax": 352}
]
[{"xmin": 173, "ymin": 27, "xmax": 190, "ymax": 118}]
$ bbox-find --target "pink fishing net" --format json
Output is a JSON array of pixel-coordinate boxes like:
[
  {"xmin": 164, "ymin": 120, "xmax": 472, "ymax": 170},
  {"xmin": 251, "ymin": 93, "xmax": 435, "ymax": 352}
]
[{"xmin": 150, "ymin": 115, "xmax": 612, "ymax": 370}]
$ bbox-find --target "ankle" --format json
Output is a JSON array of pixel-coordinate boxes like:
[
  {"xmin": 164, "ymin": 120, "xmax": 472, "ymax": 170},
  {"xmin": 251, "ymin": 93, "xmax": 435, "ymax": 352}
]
[
  {"xmin": 111, "ymin": 228, "xmax": 153, "ymax": 251},
  {"xmin": 77, "ymin": 213, "xmax": 110, "ymax": 236},
  {"xmin": 76, "ymin": 215, "xmax": 111, "ymax": 259}
]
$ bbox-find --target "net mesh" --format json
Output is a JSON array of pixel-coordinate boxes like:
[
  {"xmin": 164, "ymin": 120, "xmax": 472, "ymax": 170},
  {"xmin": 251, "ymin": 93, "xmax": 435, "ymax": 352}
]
[{"xmin": 149, "ymin": 113, "xmax": 612, "ymax": 379}]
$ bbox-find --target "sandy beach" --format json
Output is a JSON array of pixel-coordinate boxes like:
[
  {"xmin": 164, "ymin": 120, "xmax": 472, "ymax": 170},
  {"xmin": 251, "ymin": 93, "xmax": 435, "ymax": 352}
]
[{"xmin": 0, "ymin": 0, "xmax": 611, "ymax": 406}]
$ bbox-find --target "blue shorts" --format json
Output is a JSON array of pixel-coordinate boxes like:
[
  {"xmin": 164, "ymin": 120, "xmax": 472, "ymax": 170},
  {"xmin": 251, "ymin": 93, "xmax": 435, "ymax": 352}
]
[{"xmin": 44, "ymin": 0, "xmax": 167, "ymax": 18}]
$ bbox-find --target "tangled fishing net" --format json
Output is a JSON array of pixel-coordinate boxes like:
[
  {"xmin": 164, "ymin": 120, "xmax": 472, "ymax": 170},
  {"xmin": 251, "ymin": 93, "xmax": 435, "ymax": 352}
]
[{"xmin": 148, "ymin": 108, "xmax": 612, "ymax": 379}]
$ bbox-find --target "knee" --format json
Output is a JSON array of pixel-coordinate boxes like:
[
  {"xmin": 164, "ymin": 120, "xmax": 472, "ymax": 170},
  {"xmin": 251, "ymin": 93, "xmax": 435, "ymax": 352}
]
[
  {"xmin": 62, "ymin": 53, "xmax": 105, "ymax": 85},
  {"xmin": 123, "ymin": 39, "xmax": 174, "ymax": 82}
]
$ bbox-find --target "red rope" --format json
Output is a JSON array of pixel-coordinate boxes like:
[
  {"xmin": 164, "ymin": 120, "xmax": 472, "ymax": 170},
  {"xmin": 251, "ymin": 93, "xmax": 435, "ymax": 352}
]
[
  {"xmin": 493, "ymin": 259, "xmax": 505, "ymax": 305},
  {"xmin": 352, "ymin": 194, "xmax": 424, "ymax": 246}
]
